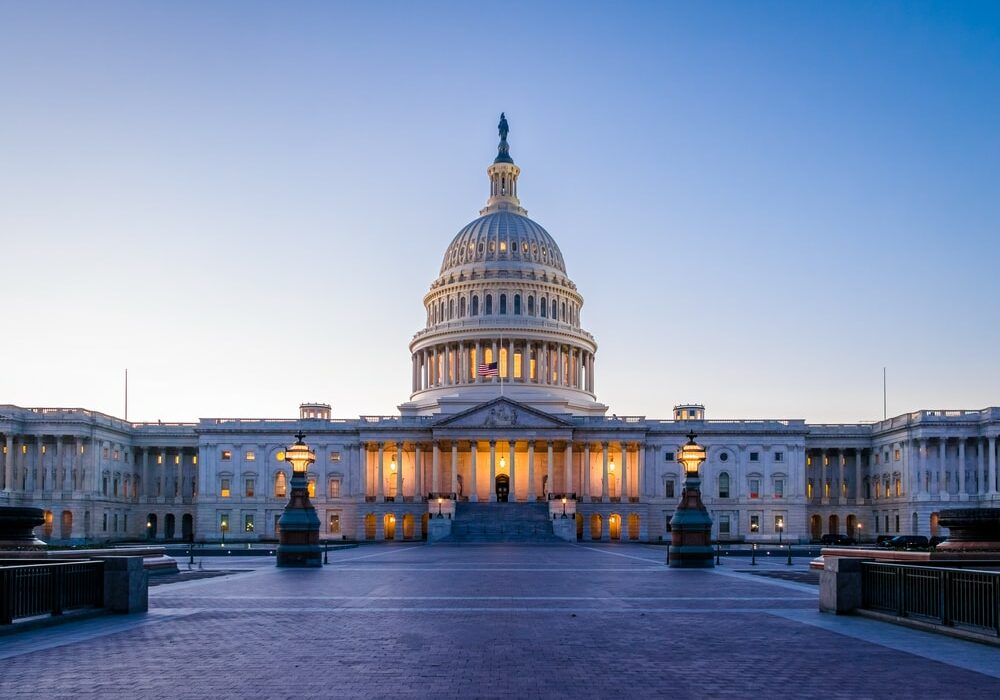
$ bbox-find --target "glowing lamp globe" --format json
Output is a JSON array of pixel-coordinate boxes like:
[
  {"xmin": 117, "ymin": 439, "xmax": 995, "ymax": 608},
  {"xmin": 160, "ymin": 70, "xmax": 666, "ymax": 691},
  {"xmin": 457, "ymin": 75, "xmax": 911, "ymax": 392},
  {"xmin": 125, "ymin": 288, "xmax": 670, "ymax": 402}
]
[
  {"xmin": 284, "ymin": 433, "xmax": 316, "ymax": 475},
  {"xmin": 677, "ymin": 431, "xmax": 707, "ymax": 477}
]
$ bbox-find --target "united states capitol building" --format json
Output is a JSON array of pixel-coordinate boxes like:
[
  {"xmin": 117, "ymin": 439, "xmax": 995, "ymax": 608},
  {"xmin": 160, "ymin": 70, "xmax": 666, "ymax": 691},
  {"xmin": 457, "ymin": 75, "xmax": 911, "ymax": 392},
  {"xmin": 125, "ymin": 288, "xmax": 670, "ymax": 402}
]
[{"xmin": 2, "ymin": 117, "xmax": 998, "ymax": 546}]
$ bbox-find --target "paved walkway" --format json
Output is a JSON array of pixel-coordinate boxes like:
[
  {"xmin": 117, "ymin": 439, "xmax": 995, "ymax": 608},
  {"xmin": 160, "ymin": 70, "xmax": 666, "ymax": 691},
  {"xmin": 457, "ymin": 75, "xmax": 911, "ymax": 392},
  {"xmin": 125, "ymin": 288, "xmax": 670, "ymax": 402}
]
[{"xmin": 2, "ymin": 544, "xmax": 998, "ymax": 698}]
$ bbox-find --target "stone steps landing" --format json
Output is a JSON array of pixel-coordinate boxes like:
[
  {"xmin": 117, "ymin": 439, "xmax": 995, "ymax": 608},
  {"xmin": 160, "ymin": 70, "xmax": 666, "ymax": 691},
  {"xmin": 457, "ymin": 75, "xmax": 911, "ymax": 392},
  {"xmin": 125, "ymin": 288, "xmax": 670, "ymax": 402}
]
[{"xmin": 445, "ymin": 502, "xmax": 560, "ymax": 543}]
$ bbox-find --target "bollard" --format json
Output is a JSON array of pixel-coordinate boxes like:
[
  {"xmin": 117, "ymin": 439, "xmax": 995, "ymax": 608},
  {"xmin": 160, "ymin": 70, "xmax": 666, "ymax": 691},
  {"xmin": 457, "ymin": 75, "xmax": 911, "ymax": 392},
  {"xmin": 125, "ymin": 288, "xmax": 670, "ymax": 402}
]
[
  {"xmin": 715, "ymin": 543, "xmax": 721, "ymax": 565},
  {"xmin": 786, "ymin": 544, "xmax": 793, "ymax": 566},
  {"xmin": 751, "ymin": 543, "xmax": 757, "ymax": 566}
]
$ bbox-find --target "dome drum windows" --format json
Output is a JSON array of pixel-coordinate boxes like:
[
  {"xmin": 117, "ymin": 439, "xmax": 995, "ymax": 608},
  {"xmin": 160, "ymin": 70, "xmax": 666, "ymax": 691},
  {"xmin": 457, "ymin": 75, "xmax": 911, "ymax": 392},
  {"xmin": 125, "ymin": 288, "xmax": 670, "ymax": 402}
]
[{"xmin": 499, "ymin": 294, "xmax": 507, "ymax": 315}]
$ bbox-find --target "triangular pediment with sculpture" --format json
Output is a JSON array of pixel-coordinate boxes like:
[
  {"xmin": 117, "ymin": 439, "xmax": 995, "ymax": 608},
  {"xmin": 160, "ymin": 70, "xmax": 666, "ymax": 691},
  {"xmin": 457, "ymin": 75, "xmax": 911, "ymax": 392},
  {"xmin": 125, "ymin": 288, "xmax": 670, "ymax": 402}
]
[{"xmin": 433, "ymin": 397, "xmax": 573, "ymax": 429}]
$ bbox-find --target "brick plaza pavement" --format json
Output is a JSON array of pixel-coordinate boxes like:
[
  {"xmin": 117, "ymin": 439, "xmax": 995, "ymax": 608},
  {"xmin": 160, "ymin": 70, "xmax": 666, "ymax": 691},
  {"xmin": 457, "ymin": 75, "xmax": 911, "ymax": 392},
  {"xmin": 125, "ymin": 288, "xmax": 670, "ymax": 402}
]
[{"xmin": 2, "ymin": 544, "xmax": 999, "ymax": 699}]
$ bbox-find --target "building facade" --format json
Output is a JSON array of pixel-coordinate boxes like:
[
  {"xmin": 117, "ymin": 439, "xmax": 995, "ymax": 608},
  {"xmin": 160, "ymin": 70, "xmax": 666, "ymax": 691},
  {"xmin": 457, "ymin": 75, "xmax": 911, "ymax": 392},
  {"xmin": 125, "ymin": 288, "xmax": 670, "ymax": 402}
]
[{"xmin": 2, "ymin": 118, "xmax": 998, "ymax": 545}]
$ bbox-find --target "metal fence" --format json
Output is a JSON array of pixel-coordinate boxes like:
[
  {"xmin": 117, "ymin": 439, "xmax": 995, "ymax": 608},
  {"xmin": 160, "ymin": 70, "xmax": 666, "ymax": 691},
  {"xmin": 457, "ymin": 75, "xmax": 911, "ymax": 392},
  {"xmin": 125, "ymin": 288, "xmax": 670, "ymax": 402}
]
[
  {"xmin": 0, "ymin": 560, "xmax": 105, "ymax": 625},
  {"xmin": 861, "ymin": 561, "xmax": 1000, "ymax": 637}
]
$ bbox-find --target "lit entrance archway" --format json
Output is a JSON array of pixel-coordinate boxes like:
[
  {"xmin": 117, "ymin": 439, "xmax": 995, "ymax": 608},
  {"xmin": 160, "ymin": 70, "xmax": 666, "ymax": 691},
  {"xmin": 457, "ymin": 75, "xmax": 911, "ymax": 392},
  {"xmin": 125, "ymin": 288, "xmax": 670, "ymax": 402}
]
[
  {"xmin": 590, "ymin": 514, "xmax": 603, "ymax": 540},
  {"xmin": 930, "ymin": 512, "xmax": 940, "ymax": 537},
  {"xmin": 384, "ymin": 513, "xmax": 396, "ymax": 540},
  {"xmin": 809, "ymin": 515, "xmax": 822, "ymax": 541},
  {"xmin": 364, "ymin": 513, "xmax": 376, "ymax": 540},
  {"xmin": 60, "ymin": 510, "xmax": 73, "ymax": 540},
  {"xmin": 495, "ymin": 474, "xmax": 510, "ymax": 502},
  {"xmin": 146, "ymin": 513, "xmax": 157, "ymax": 540},
  {"xmin": 846, "ymin": 514, "xmax": 857, "ymax": 540},
  {"xmin": 628, "ymin": 513, "xmax": 640, "ymax": 541},
  {"xmin": 403, "ymin": 513, "xmax": 415, "ymax": 540},
  {"xmin": 828, "ymin": 514, "xmax": 839, "ymax": 535},
  {"xmin": 609, "ymin": 514, "xmax": 621, "ymax": 541},
  {"xmin": 165, "ymin": 513, "xmax": 176, "ymax": 540},
  {"xmin": 182, "ymin": 514, "xmax": 193, "ymax": 541},
  {"xmin": 575, "ymin": 512, "xmax": 583, "ymax": 540}
]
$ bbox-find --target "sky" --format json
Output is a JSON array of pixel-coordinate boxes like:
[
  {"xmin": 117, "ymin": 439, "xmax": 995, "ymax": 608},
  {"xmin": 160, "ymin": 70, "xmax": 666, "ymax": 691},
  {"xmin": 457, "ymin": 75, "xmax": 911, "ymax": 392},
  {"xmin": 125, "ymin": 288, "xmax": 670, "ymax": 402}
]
[{"xmin": 1, "ymin": 1, "xmax": 998, "ymax": 424}]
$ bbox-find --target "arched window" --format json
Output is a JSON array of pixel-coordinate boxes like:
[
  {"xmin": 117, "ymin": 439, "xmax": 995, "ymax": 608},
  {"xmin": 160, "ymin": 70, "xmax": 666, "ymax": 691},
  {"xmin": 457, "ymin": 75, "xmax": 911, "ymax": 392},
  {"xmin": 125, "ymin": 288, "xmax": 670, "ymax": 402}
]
[
  {"xmin": 499, "ymin": 294, "xmax": 507, "ymax": 314},
  {"xmin": 561, "ymin": 301, "xmax": 566, "ymax": 320},
  {"xmin": 527, "ymin": 295, "xmax": 535, "ymax": 316},
  {"xmin": 540, "ymin": 296, "xmax": 547, "ymax": 318},
  {"xmin": 718, "ymin": 472, "xmax": 730, "ymax": 499},
  {"xmin": 459, "ymin": 297, "xmax": 466, "ymax": 317},
  {"xmin": 485, "ymin": 294, "xmax": 493, "ymax": 315},
  {"xmin": 471, "ymin": 295, "xmax": 479, "ymax": 316},
  {"xmin": 514, "ymin": 294, "xmax": 521, "ymax": 315},
  {"xmin": 551, "ymin": 300, "xmax": 558, "ymax": 321},
  {"xmin": 448, "ymin": 298, "xmax": 454, "ymax": 320},
  {"xmin": 274, "ymin": 472, "xmax": 287, "ymax": 498}
]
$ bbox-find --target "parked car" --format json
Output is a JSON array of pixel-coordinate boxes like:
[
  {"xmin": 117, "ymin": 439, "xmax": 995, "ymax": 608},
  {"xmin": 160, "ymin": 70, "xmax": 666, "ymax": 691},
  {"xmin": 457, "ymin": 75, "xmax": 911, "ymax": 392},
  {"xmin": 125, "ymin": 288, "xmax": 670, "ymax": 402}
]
[
  {"xmin": 820, "ymin": 534, "xmax": 856, "ymax": 546},
  {"xmin": 879, "ymin": 535, "xmax": 930, "ymax": 550},
  {"xmin": 875, "ymin": 535, "xmax": 895, "ymax": 546},
  {"xmin": 928, "ymin": 536, "xmax": 947, "ymax": 548}
]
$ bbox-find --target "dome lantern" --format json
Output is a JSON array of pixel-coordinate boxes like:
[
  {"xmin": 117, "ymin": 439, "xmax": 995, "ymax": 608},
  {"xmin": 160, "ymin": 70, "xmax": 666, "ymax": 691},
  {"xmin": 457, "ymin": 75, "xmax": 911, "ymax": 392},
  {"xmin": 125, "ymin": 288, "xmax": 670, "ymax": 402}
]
[{"xmin": 481, "ymin": 113, "xmax": 527, "ymax": 216}]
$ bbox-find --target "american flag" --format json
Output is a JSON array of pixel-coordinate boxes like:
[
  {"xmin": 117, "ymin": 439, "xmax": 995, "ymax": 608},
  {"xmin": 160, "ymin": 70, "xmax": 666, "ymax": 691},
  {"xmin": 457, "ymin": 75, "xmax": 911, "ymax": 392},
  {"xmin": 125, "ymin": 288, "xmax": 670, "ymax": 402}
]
[{"xmin": 478, "ymin": 362, "xmax": 499, "ymax": 377}]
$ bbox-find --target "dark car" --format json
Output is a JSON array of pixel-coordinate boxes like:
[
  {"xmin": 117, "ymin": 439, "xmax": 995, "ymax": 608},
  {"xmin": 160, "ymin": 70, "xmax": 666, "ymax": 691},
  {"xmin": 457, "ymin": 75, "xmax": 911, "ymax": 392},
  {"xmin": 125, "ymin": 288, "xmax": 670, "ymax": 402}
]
[
  {"xmin": 880, "ymin": 535, "xmax": 930, "ymax": 550},
  {"xmin": 928, "ymin": 536, "xmax": 947, "ymax": 548},
  {"xmin": 820, "ymin": 534, "xmax": 856, "ymax": 546}
]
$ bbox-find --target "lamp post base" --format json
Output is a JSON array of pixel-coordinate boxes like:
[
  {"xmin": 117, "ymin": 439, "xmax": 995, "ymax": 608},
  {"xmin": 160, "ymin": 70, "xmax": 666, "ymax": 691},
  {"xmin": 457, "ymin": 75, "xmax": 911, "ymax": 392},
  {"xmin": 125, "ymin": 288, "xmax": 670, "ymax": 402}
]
[{"xmin": 668, "ymin": 478, "xmax": 715, "ymax": 569}]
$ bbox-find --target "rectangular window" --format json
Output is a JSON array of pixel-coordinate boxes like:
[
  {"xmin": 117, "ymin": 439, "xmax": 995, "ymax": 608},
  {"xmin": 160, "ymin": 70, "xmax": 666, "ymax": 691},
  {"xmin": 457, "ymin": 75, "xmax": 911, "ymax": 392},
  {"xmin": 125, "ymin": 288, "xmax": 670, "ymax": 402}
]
[
  {"xmin": 102, "ymin": 477, "xmax": 108, "ymax": 496},
  {"xmin": 329, "ymin": 479, "xmax": 341, "ymax": 498},
  {"xmin": 221, "ymin": 450, "xmax": 232, "ymax": 461},
  {"xmin": 112, "ymin": 449, "xmax": 120, "ymax": 461},
  {"xmin": 719, "ymin": 514, "xmax": 730, "ymax": 535},
  {"xmin": 245, "ymin": 479, "xmax": 255, "ymax": 497},
  {"xmin": 750, "ymin": 452, "xmax": 759, "ymax": 462},
  {"xmin": 307, "ymin": 478, "xmax": 316, "ymax": 498},
  {"xmin": 665, "ymin": 479, "xmax": 675, "ymax": 498},
  {"xmin": 664, "ymin": 451, "xmax": 675, "ymax": 462},
  {"xmin": 874, "ymin": 453, "xmax": 880, "ymax": 465},
  {"xmin": 749, "ymin": 478, "xmax": 760, "ymax": 499},
  {"xmin": 244, "ymin": 514, "xmax": 255, "ymax": 533},
  {"xmin": 874, "ymin": 513, "xmax": 880, "ymax": 533},
  {"xmin": 246, "ymin": 451, "xmax": 256, "ymax": 461},
  {"xmin": 156, "ymin": 454, "xmax": 163, "ymax": 465},
  {"xmin": 774, "ymin": 451, "xmax": 784, "ymax": 462},
  {"xmin": 774, "ymin": 479, "xmax": 784, "ymax": 498},
  {"xmin": 894, "ymin": 449, "xmax": 901, "ymax": 461},
  {"xmin": 328, "ymin": 513, "xmax": 341, "ymax": 534},
  {"xmin": 774, "ymin": 514, "xmax": 784, "ymax": 533},
  {"xmin": 174, "ymin": 455, "xmax": 180, "ymax": 465},
  {"xmin": 750, "ymin": 514, "xmax": 760, "ymax": 534},
  {"xmin": 665, "ymin": 513, "xmax": 673, "ymax": 533},
  {"xmin": 103, "ymin": 447, "xmax": 110, "ymax": 459},
  {"xmin": 220, "ymin": 513, "xmax": 230, "ymax": 532},
  {"xmin": 884, "ymin": 514, "xmax": 889, "ymax": 532},
  {"xmin": 114, "ymin": 514, "xmax": 119, "ymax": 532},
  {"xmin": 806, "ymin": 455, "xmax": 812, "ymax": 466},
  {"xmin": 895, "ymin": 513, "xmax": 900, "ymax": 532},
  {"xmin": 220, "ymin": 478, "xmax": 231, "ymax": 498},
  {"xmin": 193, "ymin": 455, "xmax": 198, "ymax": 465},
  {"xmin": 329, "ymin": 451, "xmax": 341, "ymax": 462},
  {"xmin": 102, "ymin": 513, "xmax": 108, "ymax": 531}
]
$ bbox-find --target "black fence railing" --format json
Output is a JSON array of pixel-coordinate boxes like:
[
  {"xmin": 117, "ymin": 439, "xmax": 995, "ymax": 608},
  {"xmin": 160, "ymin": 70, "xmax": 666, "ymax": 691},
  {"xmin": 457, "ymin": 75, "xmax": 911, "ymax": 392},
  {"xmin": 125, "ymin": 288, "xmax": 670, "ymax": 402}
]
[
  {"xmin": 0, "ymin": 559, "xmax": 105, "ymax": 625},
  {"xmin": 861, "ymin": 561, "xmax": 1000, "ymax": 637}
]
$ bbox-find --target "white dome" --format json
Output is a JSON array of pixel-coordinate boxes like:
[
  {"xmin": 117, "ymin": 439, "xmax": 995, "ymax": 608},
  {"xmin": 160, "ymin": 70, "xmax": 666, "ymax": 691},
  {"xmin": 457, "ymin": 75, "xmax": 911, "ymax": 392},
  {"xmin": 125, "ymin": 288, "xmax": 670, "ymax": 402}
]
[{"xmin": 440, "ymin": 210, "xmax": 566, "ymax": 276}]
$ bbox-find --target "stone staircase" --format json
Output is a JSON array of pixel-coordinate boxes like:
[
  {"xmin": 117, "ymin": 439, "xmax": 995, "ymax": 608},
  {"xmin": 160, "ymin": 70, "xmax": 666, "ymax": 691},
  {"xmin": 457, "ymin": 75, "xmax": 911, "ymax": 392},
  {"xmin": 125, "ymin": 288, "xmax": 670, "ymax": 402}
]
[{"xmin": 443, "ymin": 502, "xmax": 562, "ymax": 543}]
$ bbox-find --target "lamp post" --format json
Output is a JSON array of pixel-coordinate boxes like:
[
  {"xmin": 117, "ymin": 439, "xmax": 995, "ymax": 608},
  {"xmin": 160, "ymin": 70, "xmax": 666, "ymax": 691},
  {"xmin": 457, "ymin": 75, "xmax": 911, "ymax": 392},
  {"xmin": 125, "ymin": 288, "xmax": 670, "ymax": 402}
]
[
  {"xmin": 750, "ymin": 520, "xmax": 759, "ymax": 565},
  {"xmin": 437, "ymin": 496, "xmax": 443, "ymax": 518},
  {"xmin": 221, "ymin": 520, "xmax": 228, "ymax": 547},
  {"xmin": 561, "ymin": 496, "xmax": 568, "ymax": 519},
  {"xmin": 856, "ymin": 522, "xmax": 862, "ymax": 545},
  {"xmin": 609, "ymin": 458, "xmax": 616, "ymax": 500},
  {"xmin": 777, "ymin": 517, "xmax": 784, "ymax": 545},
  {"xmin": 276, "ymin": 432, "xmax": 322, "ymax": 567},
  {"xmin": 668, "ymin": 431, "xmax": 714, "ymax": 568}
]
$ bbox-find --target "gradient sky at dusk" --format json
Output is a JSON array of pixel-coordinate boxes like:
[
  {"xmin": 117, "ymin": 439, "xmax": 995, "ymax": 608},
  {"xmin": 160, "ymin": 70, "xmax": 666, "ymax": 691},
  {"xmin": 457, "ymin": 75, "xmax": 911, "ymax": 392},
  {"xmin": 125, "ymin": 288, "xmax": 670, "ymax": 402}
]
[{"xmin": 1, "ymin": 1, "xmax": 998, "ymax": 423}]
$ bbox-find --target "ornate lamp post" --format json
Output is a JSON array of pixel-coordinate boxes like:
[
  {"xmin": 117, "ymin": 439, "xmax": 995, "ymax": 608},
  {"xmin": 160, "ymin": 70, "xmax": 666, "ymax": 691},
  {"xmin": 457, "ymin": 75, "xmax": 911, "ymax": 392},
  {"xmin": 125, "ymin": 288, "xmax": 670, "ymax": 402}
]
[
  {"xmin": 668, "ymin": 431, "xmax": 714, "ymax": 568},
  {"xmin": 561, "ymin": 496, "xmax": 568, "ymax": 518},
  {"xmin": 276, "ymin": 432, "xmax": 322, "ymax": 567}
]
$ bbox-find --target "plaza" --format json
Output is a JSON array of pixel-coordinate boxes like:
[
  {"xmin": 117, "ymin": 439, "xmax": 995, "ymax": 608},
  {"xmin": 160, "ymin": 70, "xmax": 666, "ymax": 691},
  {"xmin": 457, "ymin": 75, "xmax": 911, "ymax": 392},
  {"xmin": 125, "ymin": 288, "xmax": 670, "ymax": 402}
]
[{"xmin": 2, "ymin": 544, "xmax": 999, "ymax": 698}]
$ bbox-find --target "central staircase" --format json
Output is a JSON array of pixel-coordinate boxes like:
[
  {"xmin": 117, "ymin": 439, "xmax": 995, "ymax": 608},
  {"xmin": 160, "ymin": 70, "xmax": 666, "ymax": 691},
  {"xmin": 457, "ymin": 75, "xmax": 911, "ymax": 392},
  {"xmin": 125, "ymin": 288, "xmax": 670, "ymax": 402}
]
[{"xmin": 444, "ymin": 502, "xmax": 562, "ymax": 543}]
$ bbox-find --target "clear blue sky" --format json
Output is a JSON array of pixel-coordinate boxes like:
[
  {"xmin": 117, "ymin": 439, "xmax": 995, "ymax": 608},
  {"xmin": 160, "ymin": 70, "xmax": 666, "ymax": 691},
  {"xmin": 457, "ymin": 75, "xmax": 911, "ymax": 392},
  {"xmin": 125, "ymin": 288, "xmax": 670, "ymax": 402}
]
[{"xmin": 1, "ymin": 1, "xmax": 998, "ymax": 423}]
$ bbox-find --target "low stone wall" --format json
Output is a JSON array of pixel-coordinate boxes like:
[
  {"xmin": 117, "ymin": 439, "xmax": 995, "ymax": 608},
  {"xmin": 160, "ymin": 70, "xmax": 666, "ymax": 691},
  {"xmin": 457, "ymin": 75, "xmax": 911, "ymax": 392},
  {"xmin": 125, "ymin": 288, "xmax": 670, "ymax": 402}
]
[{"xmin": 0, "ymin": 546, "xmax": 177, "ymax": 574}]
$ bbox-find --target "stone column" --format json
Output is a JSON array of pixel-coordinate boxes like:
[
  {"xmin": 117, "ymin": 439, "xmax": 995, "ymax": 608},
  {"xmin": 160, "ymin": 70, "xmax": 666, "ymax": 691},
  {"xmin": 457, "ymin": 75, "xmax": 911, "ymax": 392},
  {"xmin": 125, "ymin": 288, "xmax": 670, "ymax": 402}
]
[
  {"xmin": 938, "ymin": 439, "xmax": 947, "ymax": 496},
  {"xmin": 489, "ymin": 440, "xmax": 496, "ymax": 502},
  {"xmin": 528, "ymin": 440, "xmax": 536, "ymax": 503},
  {"xmin": 451, "ymin": 442, "xmax": 458, "ymax": 496},
  {"xmin": 443, "ymin": 343, "xmax": 450, "ymax": 386},
  {"xmin": 509, "ymin": 338, "xmax": 515, "ymax": 380},
  {"xmin": 958, "ymin": 438, "xmax": 966, "ymax": 498},
  {"xmin": 855, "ymin": 449, "xmax": 863, "ymax": 502},
  {"xmin": 3, "ymin": 434, "xmax": 12, "ymax": 492},
  {"xmin": 837, "ymin": 449, "xmax": 845, "ymax": 501},
  {"xmin": 989, "ymin": 436, "xmax": 997, "ymax": 495},
  {"xmin": 637, "ymin": 443, "xmax": 645, "ymax": 498},
  {"xmin": 622, "ymin": 444, "xmax": 630, "ymax": 501},
  {"xmin": 470, "ymin": 442, "xmax": 478, "ymax": 502},
  {"xmin": 73, "ymin": 438, "xmax": 82, "ymax": 491},
  {"xmin": 564, "ymin": 442, "xmax": 572, "ymax": 495},
  {"xmin": 583, "ymin": 443, "xmax": 591, "ymax": 500},
  {"xmin": 395, "ymin": 443, "xmax": 403, "ymax": 500},
  {"xmin": 491, "ymin": 340, "xmax": 498, "ymax": 381},
  {"xmin": 414, "ymin": 444, "xmax": 423, "ymax": 499},
  {"xmin": 475, "ymin": 341, "xmax": 483, "ymax": 383},
  {"xmin": 377, "ymin": 442, "xmax": 385, "ymax": 501},
  {"xmin": 359, "ymin": 443, "xmax": 368, "ymax": 498},
  {"xmin": 432, "ymin": 442, "xmax": 441, "ymax": 496},
  {"xmin": 546, "ymin": 441, "xmax": 555, "ymax": 497},
  {"xmin": 977, "ymin": 438, "xmax": 986, "ymax": 495},
  {"xmin": 509, "ymin": 441, "xmax": 516, "ymax": 502},
  {"xmin": 601, "ymin": 442, "xmax": 609, "ymax": 502},
  {"xmin": 919, "ymin": 439, "xmax": 927, "ymax": 495},
  {"xmin": 177, "ymin": 448, "xmax": 185, "ymax": 499},
  {"xmin": 557, "ymin": 346, "xmax": 564, "ymax": 386},
  {"xmin": 820, "ymin": 449, "xmax": 828, "ymax": 503},
  {"xmin": 25, "ymin": 438, "xmax": 37, "ymax": 492}
]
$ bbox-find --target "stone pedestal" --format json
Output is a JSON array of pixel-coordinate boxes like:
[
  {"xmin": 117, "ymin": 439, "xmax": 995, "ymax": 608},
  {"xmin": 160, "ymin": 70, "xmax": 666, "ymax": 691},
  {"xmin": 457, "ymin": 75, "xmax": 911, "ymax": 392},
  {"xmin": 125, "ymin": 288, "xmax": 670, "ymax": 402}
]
[
  {"xmin": 936, "ymin": 508, "xmax": 1000, "ymax": 552},
  {"xmin": 668, "ymin": 476, "xmax": 714, "ymax": 568},
  {"xmin": 819, "ymin": 556, "xmax": 862, "ymax": 614},
  {"xmin": 552, "ymin": 518, "xmax": 576, "ymax": 542},
  {"xmin": 427, "ymin": 518, "xmax": 452, "ymax": 542},
  {"xmin": 0, "ymin": 506, "xmax": 46, "ymax": 549},
  {"xmin": 276, "ymin": 472, "xmax": 322, "ymax": 567},
  {"xmin": 96, "ymin": 556, "xmax": 148, "ymax": 614}
]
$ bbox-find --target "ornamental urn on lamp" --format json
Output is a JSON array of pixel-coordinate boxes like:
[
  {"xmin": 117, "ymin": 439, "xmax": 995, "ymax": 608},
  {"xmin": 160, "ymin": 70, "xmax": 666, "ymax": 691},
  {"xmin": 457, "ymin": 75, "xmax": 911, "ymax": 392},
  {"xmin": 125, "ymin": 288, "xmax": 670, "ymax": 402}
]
[
  {"xmin": 668, "ymin": 432, "xmax": 715, "ymax": 568},
  {"xmin": 276, "ymin": 432, "xmax": 322, "ymax": 567}
]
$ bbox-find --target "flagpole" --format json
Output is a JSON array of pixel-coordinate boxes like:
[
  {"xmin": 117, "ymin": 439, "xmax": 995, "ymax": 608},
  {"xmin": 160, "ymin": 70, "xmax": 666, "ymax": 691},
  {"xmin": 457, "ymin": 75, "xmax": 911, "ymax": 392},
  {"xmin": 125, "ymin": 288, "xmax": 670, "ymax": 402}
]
[
  {"xmin": 499, "ymin": 332, "xmax": 504, "ymax": 397},
  {"xmin": 124, "ymin": 368, "xmax": 128, "ymax": 421}
]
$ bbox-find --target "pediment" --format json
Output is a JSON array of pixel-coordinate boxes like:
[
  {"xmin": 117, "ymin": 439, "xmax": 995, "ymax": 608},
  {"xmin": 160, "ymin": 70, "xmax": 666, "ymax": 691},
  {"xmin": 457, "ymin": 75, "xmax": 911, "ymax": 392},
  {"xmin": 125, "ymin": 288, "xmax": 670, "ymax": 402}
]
[{"xmin": 433, "ymin": 398, "xmax": 572, "ymax": 429}]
